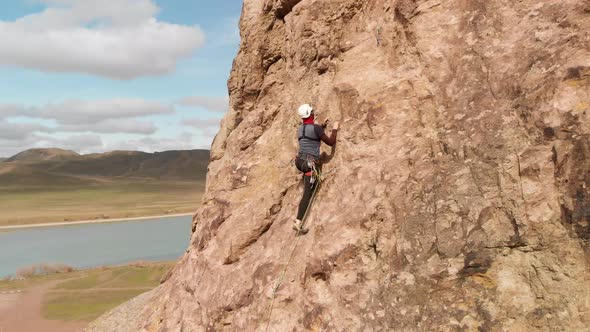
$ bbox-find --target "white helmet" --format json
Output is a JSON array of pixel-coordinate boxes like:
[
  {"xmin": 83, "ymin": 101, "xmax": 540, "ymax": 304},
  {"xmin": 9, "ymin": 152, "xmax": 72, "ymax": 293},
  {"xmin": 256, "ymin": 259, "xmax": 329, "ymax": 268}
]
[{"xmin": 297, "ymin": 104, "xmax": 313, "ymax": 119}]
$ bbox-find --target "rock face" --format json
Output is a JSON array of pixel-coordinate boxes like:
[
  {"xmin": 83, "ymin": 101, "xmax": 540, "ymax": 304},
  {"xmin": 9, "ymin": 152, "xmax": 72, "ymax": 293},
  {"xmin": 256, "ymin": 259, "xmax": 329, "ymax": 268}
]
[{"xmin": 89, "ymin": 0, "xmax": 590, "ymax": 331}]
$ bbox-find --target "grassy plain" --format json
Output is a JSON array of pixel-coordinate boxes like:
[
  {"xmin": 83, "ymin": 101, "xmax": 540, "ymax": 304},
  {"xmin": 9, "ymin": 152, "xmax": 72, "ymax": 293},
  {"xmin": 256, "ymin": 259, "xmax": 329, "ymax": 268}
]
[
  {"xmin": 0, "ymin": 148, "xmax": 209, "ymax": 226},
  {"xmin": 0, "ymin": 262, "xmax": 174, "ymax": 322},
  {"xmin": 0, "ymin": 179, "xmax": 205, "ymax": 226},
  {"xmin": 44, "ymin": 290, "xmax": 145, "ymax": 321}
]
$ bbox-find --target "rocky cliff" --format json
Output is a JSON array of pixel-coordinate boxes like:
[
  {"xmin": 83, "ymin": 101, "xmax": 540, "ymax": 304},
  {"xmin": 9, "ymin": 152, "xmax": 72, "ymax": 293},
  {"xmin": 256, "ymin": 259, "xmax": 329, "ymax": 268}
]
[{"xmin": 88, "ymin": 0, "xmax": 590, "ymax": 330}]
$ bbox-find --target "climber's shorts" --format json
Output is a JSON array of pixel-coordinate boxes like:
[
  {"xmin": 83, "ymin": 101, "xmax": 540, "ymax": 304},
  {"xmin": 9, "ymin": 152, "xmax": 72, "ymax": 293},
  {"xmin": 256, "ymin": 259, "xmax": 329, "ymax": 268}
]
[{"xmin": 295, "ymin": 155, "xmax": 318, "ymax": 175}]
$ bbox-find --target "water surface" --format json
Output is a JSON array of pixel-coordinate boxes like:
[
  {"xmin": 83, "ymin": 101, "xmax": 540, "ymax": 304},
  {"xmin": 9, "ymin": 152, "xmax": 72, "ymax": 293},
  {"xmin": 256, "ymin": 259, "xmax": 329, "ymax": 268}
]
[{"xmin": 0, "ymin": 215, "xmax": 191, "ymax": 278}]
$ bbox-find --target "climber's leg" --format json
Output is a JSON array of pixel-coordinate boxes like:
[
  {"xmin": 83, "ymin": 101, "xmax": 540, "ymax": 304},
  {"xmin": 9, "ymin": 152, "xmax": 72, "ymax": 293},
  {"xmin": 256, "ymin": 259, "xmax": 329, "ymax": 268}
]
[
  {"xmin": 298, "ymin": 174, "xmax": 315, "ymax": 219},
  {"xmin": 293, "ymin": 156, "xmax": 318, "ymax": 234}
]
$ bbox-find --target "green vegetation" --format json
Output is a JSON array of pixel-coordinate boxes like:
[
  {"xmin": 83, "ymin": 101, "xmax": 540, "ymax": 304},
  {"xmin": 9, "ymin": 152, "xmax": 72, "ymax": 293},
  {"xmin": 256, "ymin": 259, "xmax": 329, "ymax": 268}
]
[
  {"xmin": 52, "ymin": 270, "xmax": 104, "ymax": 291},
  {"xmin": 98, "ymin": 264, "xmax": 172, "ymax": 288},
  {"xmin": 0, "ymin": 278, "xmax": 30, "ymax": 291},
  {"xmin": 55, "ymin": 264, "xmax": 171, "ymax": 290},
  {"xmin": 0, "ymin": 267, "xmax": 77, "ymax": 291},
  {"xmin": 44, "ymin": 290, "xmax": 146, "ymax": 321},
  {"xmin": 16, "ymin": 263, "xmax": 74, "ymax": 278},
  {"xmin": 0, "ymin": 262, "xmax": 174, "ymax": 322},
  {"xmin": 44, "ymin": 263, "xmax": 174, "ymax": 321}
]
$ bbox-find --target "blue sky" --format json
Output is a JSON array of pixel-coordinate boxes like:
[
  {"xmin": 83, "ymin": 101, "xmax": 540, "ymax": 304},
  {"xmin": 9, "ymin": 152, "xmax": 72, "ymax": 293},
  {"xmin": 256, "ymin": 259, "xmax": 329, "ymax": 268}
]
[{"xmin": 0, "ymin": 0, "xmax": 242, "ymax": 157}]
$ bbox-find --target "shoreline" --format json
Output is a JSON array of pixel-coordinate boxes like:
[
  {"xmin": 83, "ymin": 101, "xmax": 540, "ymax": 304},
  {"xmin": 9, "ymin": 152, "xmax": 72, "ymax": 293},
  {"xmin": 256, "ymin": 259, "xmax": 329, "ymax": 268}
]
[{"xmin": 0, "ymin": 212, "xmax": 193, "ymax": 231}]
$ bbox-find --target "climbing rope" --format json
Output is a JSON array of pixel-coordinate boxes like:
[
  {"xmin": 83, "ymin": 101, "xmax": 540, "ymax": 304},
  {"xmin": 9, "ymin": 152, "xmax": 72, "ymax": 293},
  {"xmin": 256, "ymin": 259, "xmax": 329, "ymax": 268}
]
[
  {"xmin": 262, "ymin": 224, "xmax": 304, "ymax": 332},
  {"xmin": 263, "ymin": 166, "xmax": 334, "ymax": 332}
]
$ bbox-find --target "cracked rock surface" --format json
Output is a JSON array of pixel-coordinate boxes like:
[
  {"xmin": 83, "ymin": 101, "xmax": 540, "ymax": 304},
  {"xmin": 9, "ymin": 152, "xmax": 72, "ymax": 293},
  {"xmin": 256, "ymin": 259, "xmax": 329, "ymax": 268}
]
[{"xmin": 88, "ymin": 0, "xmax": 590, "ymax": 331}]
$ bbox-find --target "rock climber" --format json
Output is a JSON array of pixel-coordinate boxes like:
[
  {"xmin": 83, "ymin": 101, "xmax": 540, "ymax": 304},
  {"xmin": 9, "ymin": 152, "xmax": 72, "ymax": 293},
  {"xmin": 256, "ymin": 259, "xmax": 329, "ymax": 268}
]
[{"xmin": 293, "ymin": 104, "xmax": 339, "ymax": 234}]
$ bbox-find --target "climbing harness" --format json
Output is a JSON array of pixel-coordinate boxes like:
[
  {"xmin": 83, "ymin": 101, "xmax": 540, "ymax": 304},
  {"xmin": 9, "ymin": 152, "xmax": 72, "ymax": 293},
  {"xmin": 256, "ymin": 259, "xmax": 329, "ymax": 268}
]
[
  {"xmin": 262, "ymin": 166, "xmax": 335, "ymax": 332},
  {"xmin": 296, "ymin": 153, "xmax": 320, "ymax": 186},
  {"xmin": 308, "ymin": 158, "xmax": 319, "ymax": 186}
]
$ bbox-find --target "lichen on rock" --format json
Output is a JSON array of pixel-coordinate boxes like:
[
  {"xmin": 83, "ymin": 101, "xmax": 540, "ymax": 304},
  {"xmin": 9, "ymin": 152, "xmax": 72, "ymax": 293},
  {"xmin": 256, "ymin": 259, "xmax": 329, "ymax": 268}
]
[{"xmin": 88, "ymin": 0, "xmax": 590, "ymax": 331}]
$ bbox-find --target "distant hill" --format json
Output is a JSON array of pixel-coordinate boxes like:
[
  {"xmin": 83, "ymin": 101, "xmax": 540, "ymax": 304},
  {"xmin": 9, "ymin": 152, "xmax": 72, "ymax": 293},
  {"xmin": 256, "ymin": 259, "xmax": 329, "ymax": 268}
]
[
  {"xmin": 0, "ymin": 148, "xmax": 210, "ymax": 188},
  {"xmin": 5, "ymin": 148, "xmax": 79, "ymax": 162},
  {"xmin": 0, "ymin": 158, "xmax": 6, "ymax": 162}
]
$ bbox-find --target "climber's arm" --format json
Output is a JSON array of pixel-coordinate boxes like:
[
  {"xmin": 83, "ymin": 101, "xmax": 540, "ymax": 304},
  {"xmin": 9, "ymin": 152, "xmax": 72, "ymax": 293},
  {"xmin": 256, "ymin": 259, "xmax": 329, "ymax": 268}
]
[
  {"xmin": 320, "ymin": 131, "xmax": 337, "ymax": 146},
  {"xmin": 320, "ymin": 122, "xmax": 340, "ymax": 146}
]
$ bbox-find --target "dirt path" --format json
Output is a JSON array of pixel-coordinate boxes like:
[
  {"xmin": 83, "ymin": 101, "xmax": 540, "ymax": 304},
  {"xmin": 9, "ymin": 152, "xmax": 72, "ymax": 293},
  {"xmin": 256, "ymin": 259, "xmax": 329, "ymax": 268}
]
[
  {"xmin": 0, "ymin": 280, "xmax": 87, "ymax": 332},
  {"xmin": 0, "ymin": 293, "xmax": 20, "ymax": 312}
]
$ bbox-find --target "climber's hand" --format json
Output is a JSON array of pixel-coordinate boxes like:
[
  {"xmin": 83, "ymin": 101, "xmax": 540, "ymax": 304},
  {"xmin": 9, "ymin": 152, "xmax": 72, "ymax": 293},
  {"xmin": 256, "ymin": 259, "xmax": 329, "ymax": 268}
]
[{"xmin": 333, "ymin": 121, "xmax": 340, "ymax": 131}]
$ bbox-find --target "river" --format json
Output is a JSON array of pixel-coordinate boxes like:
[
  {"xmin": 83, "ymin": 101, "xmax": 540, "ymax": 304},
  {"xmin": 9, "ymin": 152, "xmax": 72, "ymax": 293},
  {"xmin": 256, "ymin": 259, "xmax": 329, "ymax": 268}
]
[{"xmin": 0, "ymin": 215, "xmax": 192, "ymax": 278}]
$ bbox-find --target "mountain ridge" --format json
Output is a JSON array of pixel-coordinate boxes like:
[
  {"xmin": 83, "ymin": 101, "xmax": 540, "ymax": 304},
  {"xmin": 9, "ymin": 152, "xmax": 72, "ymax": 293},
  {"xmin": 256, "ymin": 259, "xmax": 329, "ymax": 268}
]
[
  {"xmin": 5, "ymin": 148, "xmax": 79, "ymax": 163},
  {"xmin": 0, "ymin": 148, "xmax": 210, "ymax": 187}
]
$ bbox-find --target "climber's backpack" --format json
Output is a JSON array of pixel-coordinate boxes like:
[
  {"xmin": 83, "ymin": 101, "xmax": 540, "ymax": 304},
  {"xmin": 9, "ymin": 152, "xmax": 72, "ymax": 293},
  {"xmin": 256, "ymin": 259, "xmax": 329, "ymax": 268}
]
[{"xmin": 298, "ymin": 124, "xmax": 321, "ymax": 142}]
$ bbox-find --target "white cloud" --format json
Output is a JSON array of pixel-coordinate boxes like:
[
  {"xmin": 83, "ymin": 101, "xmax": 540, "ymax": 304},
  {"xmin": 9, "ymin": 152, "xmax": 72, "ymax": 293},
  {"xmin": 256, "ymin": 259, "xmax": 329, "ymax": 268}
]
[
  {"xmin": 0, "ymin": 120, "xmax": 52, "ymax": 140},
  {"xmin": 36, "ymin": 98, "xmax": 174, "ymax": 124},
  {"xmin": 181, "ymin": 117, "xmax": 221, "ymax": 129},
  {"xmin": 0, "ymin": 99, "xmax": 174, "ymax": 124},
  {"xmin": 103, "ymin": 132, "xmax": 198, "ymax": 152},
  {"xmin": 0, "ymin": 0, "xmax": 205, "ymax": 79},
  {"xmin": 0, "ymin": 97, "xmax": 224, "ymax": 156},
  {"xmin": 177, "ymin": 96, "xmax": 229, "ymax": 112},
  {"xmin": 40, "ymin": 134, "xmax": 104, "ymax": 153},
  {"xmin": 0, "ymin": 104, "xmax": 26, "ymax": 117},
  {"xmin": 0, "ymin": 133, "xmax": 103, "ymax": 156},
  {"xmin": 0, "ymin": 99, "xmax": 168, "ymax": 145},
  {"xmin": 57, "ymin": 119, "xmax": 157, "ymax": 135},
  {"xmin": 181, "ymin": 117, "xmax": 221, "ymax": 139}
]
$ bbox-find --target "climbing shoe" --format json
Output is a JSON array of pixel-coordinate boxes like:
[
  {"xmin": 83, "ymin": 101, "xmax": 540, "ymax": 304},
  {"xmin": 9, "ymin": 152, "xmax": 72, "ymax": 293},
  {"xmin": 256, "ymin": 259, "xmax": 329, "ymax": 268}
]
[{"xmin": 292, "ymin": 219, "xmax": 308, "ymax": 235}]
